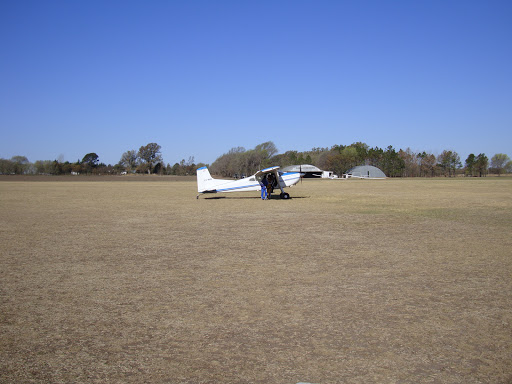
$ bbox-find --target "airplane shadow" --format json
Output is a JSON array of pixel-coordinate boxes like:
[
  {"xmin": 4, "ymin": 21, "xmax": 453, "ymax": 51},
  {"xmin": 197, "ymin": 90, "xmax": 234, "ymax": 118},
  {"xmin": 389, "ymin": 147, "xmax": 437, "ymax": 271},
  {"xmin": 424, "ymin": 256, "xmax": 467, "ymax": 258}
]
[
  {"xmin": 203, "ymin": 196, "xmax": 256, "ymax": 200},
  {"xmin": 202, "ymin": 195, "xmax": 309, "ymax": 200}
]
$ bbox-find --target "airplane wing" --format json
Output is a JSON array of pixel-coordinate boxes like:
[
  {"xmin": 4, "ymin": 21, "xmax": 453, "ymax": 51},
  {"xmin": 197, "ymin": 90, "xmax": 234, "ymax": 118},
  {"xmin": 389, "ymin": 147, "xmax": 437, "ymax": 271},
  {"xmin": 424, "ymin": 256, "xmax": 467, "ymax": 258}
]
[{"xmin": 254, "ymin": 166, "xmax": 280, "ymax": 178}]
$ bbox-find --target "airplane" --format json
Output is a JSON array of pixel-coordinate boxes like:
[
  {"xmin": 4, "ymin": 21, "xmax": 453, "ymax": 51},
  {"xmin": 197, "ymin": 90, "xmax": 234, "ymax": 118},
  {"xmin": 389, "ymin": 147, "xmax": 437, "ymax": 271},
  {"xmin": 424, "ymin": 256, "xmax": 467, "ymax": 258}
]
[{"xmin": 196, "ymin": 166, "xmax": 301, "ymax": 199}]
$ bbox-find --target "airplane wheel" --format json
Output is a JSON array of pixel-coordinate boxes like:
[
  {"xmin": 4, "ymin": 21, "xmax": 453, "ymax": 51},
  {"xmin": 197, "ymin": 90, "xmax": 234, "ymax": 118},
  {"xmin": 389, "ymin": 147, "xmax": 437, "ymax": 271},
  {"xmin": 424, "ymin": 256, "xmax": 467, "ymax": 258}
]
[{"xmin": 280, "ymin": 192, "xmax": 290, "ymax": 199}]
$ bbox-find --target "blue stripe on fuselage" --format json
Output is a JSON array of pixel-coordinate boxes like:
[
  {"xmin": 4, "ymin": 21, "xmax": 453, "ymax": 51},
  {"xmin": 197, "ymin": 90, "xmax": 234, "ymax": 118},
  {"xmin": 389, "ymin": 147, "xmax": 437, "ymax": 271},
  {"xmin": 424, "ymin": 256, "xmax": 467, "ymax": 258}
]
[{"xmin": 216, "ymin": 183, "xmax": 261, "ymax": 192}]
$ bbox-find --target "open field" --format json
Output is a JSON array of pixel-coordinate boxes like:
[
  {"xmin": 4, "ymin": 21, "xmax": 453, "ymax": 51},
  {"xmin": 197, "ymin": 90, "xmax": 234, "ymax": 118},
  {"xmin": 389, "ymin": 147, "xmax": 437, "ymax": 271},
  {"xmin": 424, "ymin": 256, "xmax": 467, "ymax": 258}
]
[{"xmin": 1, "ymin": 176, "xmax": 511, "ymax": 383}]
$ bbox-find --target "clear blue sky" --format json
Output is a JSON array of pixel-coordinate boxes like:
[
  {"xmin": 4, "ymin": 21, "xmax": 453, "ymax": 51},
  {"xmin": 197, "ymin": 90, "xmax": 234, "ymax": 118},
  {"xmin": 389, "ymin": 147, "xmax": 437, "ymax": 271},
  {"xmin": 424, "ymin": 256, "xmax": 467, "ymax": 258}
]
[{"xmin": 1, "ymin": 0, "xmax": 511, "ymax": 166}]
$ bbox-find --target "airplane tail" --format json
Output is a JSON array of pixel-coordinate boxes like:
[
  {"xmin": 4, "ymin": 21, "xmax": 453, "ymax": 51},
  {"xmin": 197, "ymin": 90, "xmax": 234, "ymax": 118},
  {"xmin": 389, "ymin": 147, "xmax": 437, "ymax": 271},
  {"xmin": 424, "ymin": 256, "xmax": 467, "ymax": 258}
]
[{"xmin": 196, "ymin": 166, "xmax": 216, "ymax": 193}]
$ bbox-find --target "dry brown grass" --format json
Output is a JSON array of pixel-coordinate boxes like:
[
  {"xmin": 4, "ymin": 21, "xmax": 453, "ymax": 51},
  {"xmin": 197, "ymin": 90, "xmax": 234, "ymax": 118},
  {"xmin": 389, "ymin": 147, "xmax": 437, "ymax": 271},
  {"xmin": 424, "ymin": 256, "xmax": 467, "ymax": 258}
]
[{"xmin": 1, "ymin": 176, "xmax": 511, "ymax": 383}]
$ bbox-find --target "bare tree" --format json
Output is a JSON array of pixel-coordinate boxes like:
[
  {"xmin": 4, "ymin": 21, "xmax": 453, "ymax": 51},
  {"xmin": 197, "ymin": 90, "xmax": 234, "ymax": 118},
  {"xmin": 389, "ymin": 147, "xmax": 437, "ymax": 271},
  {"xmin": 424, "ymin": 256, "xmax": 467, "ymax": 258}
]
[
  {"xmin": 119, "ymin": 150, "xmax": 138, "ymax": 172},
  {"xmin": 491, "ymin": 153, "xmax": 510, "ymax": 176},
  {"xmin": 254, "ymin": 141, "xmax": 278, "ymax": 158},
  {"xmin": 399, "ymin": 148, "xmax": 419, "ymax": 177},
  {"xmin": 437, "ymin": 150, "xmax": 460, "ymax": 177},
  {"xmin": 11, "ymin": 156, "xmax": 30, "ymax": 175}
]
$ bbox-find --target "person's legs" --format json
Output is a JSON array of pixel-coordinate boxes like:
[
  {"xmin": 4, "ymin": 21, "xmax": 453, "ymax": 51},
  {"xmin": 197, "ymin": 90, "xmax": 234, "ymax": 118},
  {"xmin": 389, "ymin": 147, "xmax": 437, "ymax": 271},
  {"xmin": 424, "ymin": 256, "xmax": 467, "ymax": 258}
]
[{"xmin": 261, "ymin": 185, "xmax": 267, "ymax": 200}]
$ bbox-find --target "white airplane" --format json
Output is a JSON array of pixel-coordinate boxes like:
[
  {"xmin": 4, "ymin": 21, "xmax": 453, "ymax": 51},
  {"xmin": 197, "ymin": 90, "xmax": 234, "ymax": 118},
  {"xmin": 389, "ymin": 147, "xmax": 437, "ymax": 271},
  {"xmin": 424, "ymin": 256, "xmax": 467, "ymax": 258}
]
[{"xmin": 196, "ymin": 166, "xmax": 301, "ymax": 199}]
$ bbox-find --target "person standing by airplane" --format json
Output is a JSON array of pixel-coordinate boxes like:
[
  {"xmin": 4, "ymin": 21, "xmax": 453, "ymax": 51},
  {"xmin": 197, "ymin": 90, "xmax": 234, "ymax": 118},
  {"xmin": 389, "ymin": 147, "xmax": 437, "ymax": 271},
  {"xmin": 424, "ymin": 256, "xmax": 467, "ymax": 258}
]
[
  {"xmin": 260, "ymin": 176, "xmax": 268, "ymax": 200},
  {"xmin": 266, "ymin": 173, "xmax": 274, "ymax": 199}
]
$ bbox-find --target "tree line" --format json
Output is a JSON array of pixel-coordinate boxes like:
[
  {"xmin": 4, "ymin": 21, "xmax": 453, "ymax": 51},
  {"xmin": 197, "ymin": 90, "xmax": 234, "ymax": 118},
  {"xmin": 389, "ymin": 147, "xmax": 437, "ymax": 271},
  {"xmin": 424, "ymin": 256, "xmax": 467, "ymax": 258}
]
[
  {"xmin": 210, "ymin": 141, "xmax": 511, "ymax": 178},
  {"xmin": 0, "ymin": 143, "xmax": 206, "ymax": 176},
  {"xmin": 1, "ymin": 141, "xmax": 511, "ymax": 177}
]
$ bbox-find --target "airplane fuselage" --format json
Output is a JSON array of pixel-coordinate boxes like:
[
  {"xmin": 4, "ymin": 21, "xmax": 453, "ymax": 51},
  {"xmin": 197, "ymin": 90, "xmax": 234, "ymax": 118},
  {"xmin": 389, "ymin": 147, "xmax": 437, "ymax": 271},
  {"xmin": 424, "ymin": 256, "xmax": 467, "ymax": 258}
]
[{"xmin": 196, "ymin": 166, "xmax": 301, "ymax": 199}]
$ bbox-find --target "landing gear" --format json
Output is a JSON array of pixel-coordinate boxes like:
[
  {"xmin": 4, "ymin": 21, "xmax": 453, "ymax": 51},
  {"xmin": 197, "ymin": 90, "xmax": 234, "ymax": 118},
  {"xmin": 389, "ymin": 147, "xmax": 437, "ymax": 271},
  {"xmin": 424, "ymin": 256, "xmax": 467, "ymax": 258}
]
[{"xmin": 280, "ymin": 192, "xmax": 290, "ymax": 200}]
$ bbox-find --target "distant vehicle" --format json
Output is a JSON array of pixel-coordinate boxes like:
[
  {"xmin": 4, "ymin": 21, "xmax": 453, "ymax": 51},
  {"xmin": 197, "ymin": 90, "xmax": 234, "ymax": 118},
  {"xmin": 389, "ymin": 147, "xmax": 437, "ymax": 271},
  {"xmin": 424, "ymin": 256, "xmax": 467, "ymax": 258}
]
[
  {"xmin": 196, "ymin": 166, "xmax": 301, "ymax": 199},
  {"xmin": 321, "ymin": 171, "xmax": 338, "ymax": 179}
]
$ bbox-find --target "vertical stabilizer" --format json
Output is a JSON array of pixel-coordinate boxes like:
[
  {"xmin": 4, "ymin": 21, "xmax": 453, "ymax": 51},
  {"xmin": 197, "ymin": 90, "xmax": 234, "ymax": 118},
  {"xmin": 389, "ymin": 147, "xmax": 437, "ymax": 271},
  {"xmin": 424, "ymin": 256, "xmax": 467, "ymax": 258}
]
[{"xmin": 196, "ymin": 166, "xmax": 215, "ymax": 193}]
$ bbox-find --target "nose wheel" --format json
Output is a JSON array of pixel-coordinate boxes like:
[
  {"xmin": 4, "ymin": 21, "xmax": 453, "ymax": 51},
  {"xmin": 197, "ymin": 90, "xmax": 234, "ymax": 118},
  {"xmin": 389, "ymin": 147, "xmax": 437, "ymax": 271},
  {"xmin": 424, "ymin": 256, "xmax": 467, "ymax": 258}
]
[{"xmin": 280, "ymin": 192, "xmax": 290, "ymax": 199}]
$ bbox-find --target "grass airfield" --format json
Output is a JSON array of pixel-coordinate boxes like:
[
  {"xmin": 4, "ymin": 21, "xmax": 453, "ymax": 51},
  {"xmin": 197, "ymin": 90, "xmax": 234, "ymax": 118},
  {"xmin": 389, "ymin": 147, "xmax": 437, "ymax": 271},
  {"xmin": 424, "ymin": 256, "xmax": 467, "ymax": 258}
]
[{"xmin": 1, "ymin": 176, "xmax": 511, "ymax": 383}]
